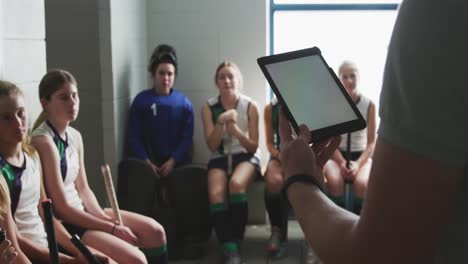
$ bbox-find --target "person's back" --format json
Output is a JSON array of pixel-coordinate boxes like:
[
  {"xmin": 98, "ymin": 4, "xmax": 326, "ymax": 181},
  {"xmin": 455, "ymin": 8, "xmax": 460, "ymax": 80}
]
[
  {"xmin": 379, "ymin": 0, "xmax": 468, "ymax": 261},
  {"xmin": 274, "ymin": 0, "xmax": 468, "ymax": 263}
]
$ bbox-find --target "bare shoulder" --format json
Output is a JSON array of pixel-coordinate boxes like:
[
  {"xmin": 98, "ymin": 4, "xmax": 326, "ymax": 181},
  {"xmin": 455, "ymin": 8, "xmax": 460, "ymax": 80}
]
[{"xmin": 31, "ymin": 134, "xmax": 54, "ymax": 148}]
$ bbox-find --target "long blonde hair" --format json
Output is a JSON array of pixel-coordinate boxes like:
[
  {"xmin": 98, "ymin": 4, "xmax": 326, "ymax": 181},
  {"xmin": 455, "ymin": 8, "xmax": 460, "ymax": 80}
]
[
  {"xmin": 0, "ymin": 80, "xmax": 36, "ymax": 157},
  {"xmin": 32, "ymin": 69, "xmax": 77, "ymax": 131},
  {"xmin": 0, "ymin": 183, "xmax": 8, "ymax": 218}
]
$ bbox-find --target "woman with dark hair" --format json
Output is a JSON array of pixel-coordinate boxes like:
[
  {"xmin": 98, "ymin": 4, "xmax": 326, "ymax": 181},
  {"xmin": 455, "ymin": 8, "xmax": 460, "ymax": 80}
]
[
  {"xmin": 128, "ymin": 43, "xmax": 193, "ymax": 176},
  {"xmin": 127, "ymin": 44, "xmax": 209, "ymax": 260}
]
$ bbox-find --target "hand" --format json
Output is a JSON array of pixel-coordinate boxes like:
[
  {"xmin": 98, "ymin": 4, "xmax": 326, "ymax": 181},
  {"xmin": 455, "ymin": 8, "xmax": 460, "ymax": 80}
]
[
  {"xmin": 158, "ymin": 158, "xmax": 175, "ymax": 177},
  {"xmin": 272, "ymin": 149, "xmax": 281, "ymax": 161},
  {"xmin": 112, "ymin": 224, "xmax": 138, "ymax": 246},
  {"xmin": 146, "ymin": 159, "xmax": 160, "ymax": 178},
  {"xmin": 279, "ymin": 109, "xmax": 341, "ymax": 187},
  {"xmin": 226, "ymin": 121, "xmax": 240, "ymax": 137},
  {"xmin": 218, "ymin": 109, "xmax": 238, "ymax": 124},
  {"xmin": 340, "ymin": 161, "xmax": 359, "ymax": 181},
  {"xmin": 0, "ymin": 240, "xmax": 17, "ymax": 264}
]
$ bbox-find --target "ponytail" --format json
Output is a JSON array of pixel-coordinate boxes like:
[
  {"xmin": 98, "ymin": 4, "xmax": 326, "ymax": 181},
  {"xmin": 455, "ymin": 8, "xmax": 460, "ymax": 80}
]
[{"xmin": 32, "ymin": 110, "xmax": 47, "ymax": 131}]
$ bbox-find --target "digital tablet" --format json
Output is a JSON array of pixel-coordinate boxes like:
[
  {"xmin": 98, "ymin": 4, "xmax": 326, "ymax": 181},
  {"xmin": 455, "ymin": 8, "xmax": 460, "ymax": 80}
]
[{"xmin": 257, "ymin": 47, "xmax": 367, "ymax": 143}]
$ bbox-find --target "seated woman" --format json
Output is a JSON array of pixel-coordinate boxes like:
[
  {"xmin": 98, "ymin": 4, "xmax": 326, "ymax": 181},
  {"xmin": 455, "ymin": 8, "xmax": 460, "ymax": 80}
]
[
  {"xmin": 128, "ymin": 44, "xmax": 194, "ymax": 176},
  {"xmin": 127, "ymin": 44, "xmax": 208, "ymax": 259},
  {"xmin": 0, "ymin": 80, "xmax": 110, "ymax": 263},
  {"xmin": 323, "ymin": 61, "xmax": 376, "ymax": 212},
  {"xmin": 31, "ymin": 70, "xmax": 167, "ymax": 264},
  {"xmin": 263, "ymin": 96, "xmax": 289, "ymax": 259},
  {"xmin": 201, "ymin": 61, "xmax": 260, "ymax": 264},
  {"xmin": 0, "ymin": 157, "xmax": 27, "ymax": 264}
]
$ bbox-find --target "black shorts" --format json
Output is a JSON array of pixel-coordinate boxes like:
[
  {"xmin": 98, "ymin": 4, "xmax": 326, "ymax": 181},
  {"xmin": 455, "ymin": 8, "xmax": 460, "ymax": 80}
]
[
  {"xmin": 339, "ymin": 150, "xmax": 363, "ymax": 161},
  {"xmin": 62, "ymin": 222, "xmax": 87, "ymax": 238},
  {"xmin": 208, "ymin": 153, "xmax": 262, "ymax": 178}
]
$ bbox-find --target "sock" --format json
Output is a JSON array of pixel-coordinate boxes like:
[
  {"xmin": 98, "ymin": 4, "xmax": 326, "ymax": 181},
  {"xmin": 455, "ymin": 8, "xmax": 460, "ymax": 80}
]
[
  {"xmin": 354, "ymin": 197, "xmax": 364, "ymax": 215},
  {"xmin": 229, "ymin": 193, "xmax": 248, "ymax": 242},
  {"xmin": 328, "ymin": 194, "xmax": 345, "ymax": 208},
  {"xmin": 264, "ymin": 190, "xmax": 288, "ymax": 241},
  {"xmin": 211, "ymin": 202, "xmax": 231, "ymax": 243},
  {"xmin": 141, "ymin": 244, "xmax": 168, "ymax": 264},
  {"xmin": 223, "ymin": 241, "xmax": 239, "ymax": 253}
]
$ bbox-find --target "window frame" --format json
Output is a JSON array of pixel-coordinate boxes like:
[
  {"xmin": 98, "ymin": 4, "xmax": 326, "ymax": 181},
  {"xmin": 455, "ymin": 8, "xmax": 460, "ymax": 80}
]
[{"xmin": 269, "ymin": 1, "xmax": 400, "ymax": 54}]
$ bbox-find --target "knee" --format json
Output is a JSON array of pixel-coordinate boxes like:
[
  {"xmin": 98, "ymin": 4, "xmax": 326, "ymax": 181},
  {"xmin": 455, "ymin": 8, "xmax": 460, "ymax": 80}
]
[
  {"xmin": 229, "ymin": 178, "xmax": 246, "ymax": 194},
  {"xmin": 147, "ymin": 219, "xmax": 167, "ymax": 246},
  {"xmin": 208, "ymin": 187, "xmax": 225, "ymax": 204},
  {"xmin": 121, "ymin": 249, "xmax": 147, "ymax": 264},
  {"xmin": 326, "ymin": 179, "xmax": 344, "ymax": 196},
  {"xmin": 265, "ymin": 176, "xmax": 282, "ymax": 193},
  {"xmin": 353, "ymin": 179, "xmax": 368, "ymax": 198}
]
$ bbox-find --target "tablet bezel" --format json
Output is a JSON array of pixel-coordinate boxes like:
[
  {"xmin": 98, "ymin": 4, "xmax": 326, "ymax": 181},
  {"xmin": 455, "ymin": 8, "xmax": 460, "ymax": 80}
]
[{"xmin": 257, "ymin": 47, "xmax": 367, "ymax": 143}]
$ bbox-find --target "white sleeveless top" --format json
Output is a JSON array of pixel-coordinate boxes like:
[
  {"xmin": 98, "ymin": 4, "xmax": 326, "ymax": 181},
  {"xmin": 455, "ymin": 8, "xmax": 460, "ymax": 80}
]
[
  {"xmin": 339, "ymin": 95, "xmax": 371, "ymax": 152},
  {"xmin": 32, "ymin": 122, "xmax": 85, "ymax": 211},
  {"xmin": 208, "ymin": 94, "xmax": 255, "ymax": 159},
  {"xmin": 13, "ymin": 154, "xmax": 48, "ymax": 248}
]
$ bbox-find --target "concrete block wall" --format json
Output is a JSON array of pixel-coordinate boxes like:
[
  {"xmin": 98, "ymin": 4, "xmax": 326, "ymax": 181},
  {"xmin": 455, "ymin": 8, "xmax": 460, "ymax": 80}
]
[
  {"xmin": 147, "ymin": 0, "xmax": 269, "ymax": 166},
  {"xmin": 104, "ymin": 0, "xmax": 148, "ymax": 178},
  {"xmin": 45, "ymin": 0, "xmax": 108, "ymax": 203},
  {"xmin": 1, "ymin": 0, "xmax": 46, "ymax": 123}
]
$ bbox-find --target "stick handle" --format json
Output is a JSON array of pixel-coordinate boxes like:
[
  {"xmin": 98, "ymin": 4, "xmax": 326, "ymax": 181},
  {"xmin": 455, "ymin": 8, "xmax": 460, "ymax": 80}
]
[
  {"xmin": 101, "ymin": 164, "xmax": 123, "ymax": 225},
  {"xmin": 42, "ymin": 199, "xmax": 59, "ymax": 264},
  {"xmin": 225, "ymin": 124, "xmax": 233, "ymax": 175},
  {"xmin": 71, "ymin": 234, "xmax": 101, "ymax": 264}
]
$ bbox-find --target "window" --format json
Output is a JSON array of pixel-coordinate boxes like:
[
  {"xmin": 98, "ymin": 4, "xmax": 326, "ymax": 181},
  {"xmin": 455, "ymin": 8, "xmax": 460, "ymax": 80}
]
[{"xmin": 270, "ymin": 1, "xmax": 400, "ymax": 117}]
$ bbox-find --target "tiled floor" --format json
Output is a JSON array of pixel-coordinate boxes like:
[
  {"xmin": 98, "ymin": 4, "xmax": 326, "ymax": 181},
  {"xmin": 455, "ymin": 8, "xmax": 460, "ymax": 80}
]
[{"xmin": 171, "ymin": 221, "xmax": 322, "ymax": 264}]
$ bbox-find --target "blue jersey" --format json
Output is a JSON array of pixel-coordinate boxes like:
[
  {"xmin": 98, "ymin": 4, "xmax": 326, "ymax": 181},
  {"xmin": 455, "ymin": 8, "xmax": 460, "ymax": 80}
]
[{"xmin": 128, "ymin": 88, "xmax": 194, "ymax": 165}]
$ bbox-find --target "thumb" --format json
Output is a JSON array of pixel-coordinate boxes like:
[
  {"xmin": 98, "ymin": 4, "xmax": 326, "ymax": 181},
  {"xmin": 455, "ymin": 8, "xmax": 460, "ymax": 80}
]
[{"xmin": 298, "ymin": 124, "xmax": 311, "ymax": 143}]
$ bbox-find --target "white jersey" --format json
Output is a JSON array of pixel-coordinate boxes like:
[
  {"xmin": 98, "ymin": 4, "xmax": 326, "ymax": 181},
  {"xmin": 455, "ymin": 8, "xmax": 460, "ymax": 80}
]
[
  {"xmin": 208, "ymin": 94, "xmax": 256, "ymax": 159},
  {"xmin": 32, "ymin": 122, "xmax": 85, "ymax": 211},
  {"xmin": 339, "ymin": 95, "xmax": 371, "ymax": 152},
  {"xmin": 10, "ymin": 154, "xmax": 48, "ymax": 248}
]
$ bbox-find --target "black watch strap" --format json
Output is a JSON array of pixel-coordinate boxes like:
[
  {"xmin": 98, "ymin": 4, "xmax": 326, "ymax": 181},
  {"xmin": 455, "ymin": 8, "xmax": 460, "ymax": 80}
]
[{"xmin": 281, "ymin": 174, "xmax": 323, "ymax": 199}]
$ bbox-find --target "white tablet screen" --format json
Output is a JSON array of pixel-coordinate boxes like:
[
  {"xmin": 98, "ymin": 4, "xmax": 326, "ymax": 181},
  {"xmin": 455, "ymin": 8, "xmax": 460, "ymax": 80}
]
[{"xmin": 264, "ymin": 55, "xmax": 357, "ymax": 130}]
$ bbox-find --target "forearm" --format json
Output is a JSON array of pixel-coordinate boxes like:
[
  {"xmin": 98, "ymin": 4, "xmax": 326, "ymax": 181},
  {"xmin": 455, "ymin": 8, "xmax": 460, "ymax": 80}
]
[
  {"xmin": 55, "ymin": 203, "xmax": 112, "ymax": 233},
  {"xmin": 79, "ymin": 188, "xmax": 107, "ymax": 219},
  {"xmin": 357, "ymin": 143, "xmax": 375, "ymax": 168},
  {"xmin": 287, "ymin": 182, "xmax": 359, "ymax": 263},
  {"xmin": 232, "ymin": 128, "xmax": 258, "ymax": 154},
  {"xmin": 266, "ymin": 143, "xmax": 280, "ymax": 158},
  {"xmin": 17, "ymin": 235, "xmax": 50, "ymax": 263},
  {"xmin": 206, "ymin": 123, "xmax": 224, "ymax": 152},
  {"xmin": 331, "ymin": 150, "xmax": 346, "ymax": 164}
]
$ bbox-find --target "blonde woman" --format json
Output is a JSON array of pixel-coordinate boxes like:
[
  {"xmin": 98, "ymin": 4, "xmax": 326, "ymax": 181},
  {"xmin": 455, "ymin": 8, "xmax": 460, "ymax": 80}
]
[
  {"xmin": 31, "ymin": 70, "xmax": 168, "ymax": 264},
  {"xmin": 323, "ymin": 61, "xmax": 376, "ymax": 212},
  {"xmin": 202, "ymin": 61, "xmax": 260, "ymax": 264},
  {"xmin": 0, "ymin": 80, "xmax": 109, "ymax": 263}
]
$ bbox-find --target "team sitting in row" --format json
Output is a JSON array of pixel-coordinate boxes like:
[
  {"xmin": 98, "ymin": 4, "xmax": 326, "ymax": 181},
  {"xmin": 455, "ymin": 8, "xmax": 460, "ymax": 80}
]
[{"xmin": 0, "ymin": 43, "xmax": 375, "ymax": 264}]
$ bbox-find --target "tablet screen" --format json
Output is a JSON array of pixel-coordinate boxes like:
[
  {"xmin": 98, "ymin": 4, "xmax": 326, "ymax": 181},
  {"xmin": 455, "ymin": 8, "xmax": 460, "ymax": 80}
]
[{"xmin": 264, "ymin": 54, "xmax": 358, "ymax": 130}]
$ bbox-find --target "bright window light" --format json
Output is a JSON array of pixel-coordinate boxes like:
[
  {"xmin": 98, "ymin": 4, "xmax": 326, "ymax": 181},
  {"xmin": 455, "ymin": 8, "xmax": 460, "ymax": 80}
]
[
  {"xmin": 274, "ymin": 10, "xmax": 398, "ymax": 118},
  {"xmin": 274, "ymin": 0, "xmax": 402, "ymax": 4}
]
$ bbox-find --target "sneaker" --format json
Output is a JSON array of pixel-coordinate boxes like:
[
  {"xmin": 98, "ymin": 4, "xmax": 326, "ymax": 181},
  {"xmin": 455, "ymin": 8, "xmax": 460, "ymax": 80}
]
[
  {"xmin": 269, "ymin": 242, "xmax": 288, "ymax": 260},
  {"xmin": 223, "ymin": 250, "xmax": 242, "ymax": 264},
  {"xmin": 267, "ymin": 226, "xmax": 282, "ymax": 252}
]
